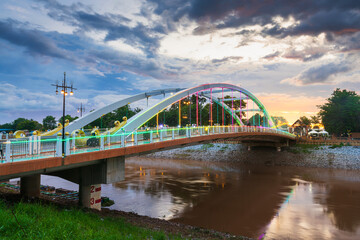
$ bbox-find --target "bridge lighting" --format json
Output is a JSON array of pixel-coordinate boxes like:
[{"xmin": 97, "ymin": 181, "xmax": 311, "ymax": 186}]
[{"xmin": 51, "ymin": 72, "xmax": 77, "ymax": 157}]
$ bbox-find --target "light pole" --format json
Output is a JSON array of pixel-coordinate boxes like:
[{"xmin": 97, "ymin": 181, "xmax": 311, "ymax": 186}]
[
  {"xmin": 52, "ymin": 72, "xmax": 76, "ymax": 156},
  {"xmin": 77, "ymin": 103, "xmax": 85, "ymax": 117}
]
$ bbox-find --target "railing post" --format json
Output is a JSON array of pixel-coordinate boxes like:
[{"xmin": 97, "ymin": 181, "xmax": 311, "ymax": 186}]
[
  {"xmin": 100, "ymin": 135, "xmax": 104, "ymax": 150},
  {"xmin": 150, "ymin": 131, "xmax": 153, "ymax": 143},
  {"xmin": 172, "ymin": 128, "xmax": 175, "ymax": 140},
  {"xmin": 189, "ymin": 127, "xmax": 191, "ymax": 137},
  {"xmin": 107, "ymin": 131, "xmax": 111, "ymax": 146},
  {"xmin": 5, "ymin": 140, "xmax": 11, "ymax": 162},
  {"xmin": 121, "ymin": 133, "xmax": 125, "ymax": 147},
  {"xmin": 56, "ymin": 134, "xmax": 62, "ymax": 157},
  {"xmin": 71, "ymin": 132, "xmax": 75, "ymax": 149},
  {"xmin": 134, "ymin": 131, "xmax": 138, "ymax": 145},
  {"xmin": 28, "ymin": 136, "xmax": 33, "ymax": 155},
  {"xmin": 212, "ymin": 126, "xmax": 215, "ymax": 134},
  {"xmin": 159, "ymin": 130, "xmax": 163, "ymax": 141},
  {"xmin": 65, "ymin": 132, "xmax": 70, "ymax": 156},
  {"xmin": 32, "ymin": 135, "xmax": 39, "ymax": 155},
  {"xmin": 200, "ymin": 127, "xmax": 203, "ymax": 136},
  {"xmin": 37, "ymin": 136, "xmax": 41, "ymax": 155}
]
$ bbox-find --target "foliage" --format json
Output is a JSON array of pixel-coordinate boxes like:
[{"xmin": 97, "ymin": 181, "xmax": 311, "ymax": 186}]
[
  {"xmin": 272, "ymin": 116, "xmax": 287, "ymax": 126},
  {"xmin": 310, "ymin": 115, "xmax": 321, "ymax": 124},
  {"xmin": 0, "ymin": 200, "xmax": 181, "ymax": 240},
  {"xmin": 329, "ymin": 143, "xmax": 345, "ymax": 149},
  {"xmin": 58, "ymin": 115, "xmax": 79, "ymax": 125},
  {"xmin": 0, "ymin": 118, "xmax": 42, "ymax": 131},
  {"xmin": 84, "ymin": 105, "xmax": 141, "ymax": 129},
  {"xmin": 299, "ymin": 116, "xmax": 311, "ymax": 126},
  {"xmin": 249, "ymin": 113, "xmax": 270, "ymax": 126},
  {"xmin": 318, "ymin": 88, "xmax": 360, "ymax": 135},
  {"xmin": 42, "ymin": 116, "xmax": 57, "ymax": 130}
]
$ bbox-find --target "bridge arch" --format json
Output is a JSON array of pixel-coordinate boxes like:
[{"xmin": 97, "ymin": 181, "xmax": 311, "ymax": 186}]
[
  {"xmin": 63, "ymin": 88, "xmax": 184, "ymax": 135},
  {"xmin": 121, "ymin": 83, "xmax": 275, "ymax": 133}
]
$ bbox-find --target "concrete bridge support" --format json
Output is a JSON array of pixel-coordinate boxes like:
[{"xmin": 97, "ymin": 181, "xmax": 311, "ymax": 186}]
[
  {"xmin": 20, "ymin": 174, "xmax": 40, "ymax": 198},
  {"xmin": 47, "ymin": 156, "xmax": 125, "ymax": 210}
]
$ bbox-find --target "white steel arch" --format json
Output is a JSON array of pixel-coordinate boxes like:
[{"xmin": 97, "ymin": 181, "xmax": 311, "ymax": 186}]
[
  {"xmin": 121, "ymin": 83, "xmax": 275, "ymax": 133},
  {"xmin": 63, "ymin": 88, "xmax": 184, "ymax": 135}
]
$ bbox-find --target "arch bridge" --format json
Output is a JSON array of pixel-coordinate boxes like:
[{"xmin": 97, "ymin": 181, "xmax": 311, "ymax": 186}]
[{"xmin": 0, "ymin": 83, "xmax": 295, "ymax": 209}]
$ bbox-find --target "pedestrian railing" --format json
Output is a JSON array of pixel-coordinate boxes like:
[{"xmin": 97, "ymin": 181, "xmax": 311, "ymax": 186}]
[{"xmin": 0, "ymin": 125, "xmax": 295, "ymax": 163}]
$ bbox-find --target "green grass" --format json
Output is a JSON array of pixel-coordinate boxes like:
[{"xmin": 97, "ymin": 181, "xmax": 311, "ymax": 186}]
[
  {"xmin": 329, "ymin": 142, "xmax": 345, "ymax": 149},
  {"xmin": 201, "ymin": 143, "xmax": 214, "ymax": 150},
  {"xmin": 0, "ymin": 200, "xmax": 182, "ymax": 240},
  {"xmin": 288, "ymin": 144, "xmax": 324, "ymax": 154}
]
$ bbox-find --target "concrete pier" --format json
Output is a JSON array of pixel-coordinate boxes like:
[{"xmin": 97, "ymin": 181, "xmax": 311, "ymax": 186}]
[{"xmin": 20, "ymin": 174, "xmax": 40, "ymax": 198}]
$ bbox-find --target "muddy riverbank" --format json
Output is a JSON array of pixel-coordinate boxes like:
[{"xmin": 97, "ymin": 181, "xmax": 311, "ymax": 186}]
[
  {"xmin": 144, "ymin": 143, "xmax": 360, "ymax": 170},
  {"xmin": 0, "ymin": 186, "xmax": 251, "ymax": 240}
]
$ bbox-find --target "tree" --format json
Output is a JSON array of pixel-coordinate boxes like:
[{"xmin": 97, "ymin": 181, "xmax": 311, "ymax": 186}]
[
  {"xmin": 58, "ymin": 115, "xmax": 79, "ymax": 125},
  {"xmin": 272, "ymin": 116, "xmax": 287, "ymax": 126},
  {"xmin": 310, "ymin": 115, "xmax": 321, "ymax": 124},
  {"xmin": 318, "ymin": 88, "xmax": 360, "ymax": 135},
  {"xmin": 43, "ymin": 116, "xmax": 57, "ymax": 130},
  {"xmin": 299, "ymin": 116, "xmax": 311, "ymax": 126},
  {"xmin": 16, "ymin": 119, "xmax": 42, "ymax": 131}
]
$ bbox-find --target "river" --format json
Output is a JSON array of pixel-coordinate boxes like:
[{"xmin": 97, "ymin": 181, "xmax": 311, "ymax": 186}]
[{"xmin": 41, "ymin": 157, "xmax": 360, "ymax": 239}]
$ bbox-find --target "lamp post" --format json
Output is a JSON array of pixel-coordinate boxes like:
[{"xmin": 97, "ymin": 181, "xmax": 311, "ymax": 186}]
[
  {"xmin": 77, "ymin": 103, "xmax": 85, "ymax": 117},
  {"xmin": 52, "ymin": 72, "xmax": 76, "ymax": 157}
]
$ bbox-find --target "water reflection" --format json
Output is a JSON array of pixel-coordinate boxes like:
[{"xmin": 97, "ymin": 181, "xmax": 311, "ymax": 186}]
[{"xmin": 41, "ymin": 157, "xmax": 360, "ymax": 239}]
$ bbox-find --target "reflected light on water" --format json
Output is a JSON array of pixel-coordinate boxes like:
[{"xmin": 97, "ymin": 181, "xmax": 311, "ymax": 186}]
[{"xmin": 40, "ymin": 157, "xmax": 360, "ymax": 239}]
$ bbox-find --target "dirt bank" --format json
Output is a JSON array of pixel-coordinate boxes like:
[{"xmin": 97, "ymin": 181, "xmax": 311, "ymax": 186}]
[{"xmin": 0, "ymin": 187, "xmax": 252, "ymax": 240}]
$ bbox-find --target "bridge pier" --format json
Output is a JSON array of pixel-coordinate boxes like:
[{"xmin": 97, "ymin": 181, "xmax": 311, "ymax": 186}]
[
  {"xmin": 20, "ymin": 174, "xmax": 40, "ymax": 198},
  {"xmin": 47, "ymin": 156, "xmax": 125, "ymax": 210}
]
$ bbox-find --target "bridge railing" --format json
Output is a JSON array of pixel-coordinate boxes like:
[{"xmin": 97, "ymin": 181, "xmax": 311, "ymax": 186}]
[{"xmin": 0, "ymin": 125, "xmax": 295, "ymax": 163}]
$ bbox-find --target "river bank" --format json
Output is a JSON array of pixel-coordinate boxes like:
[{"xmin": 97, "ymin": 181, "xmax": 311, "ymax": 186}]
[
  {"xmin": 0, "ymin": 187, "xmax": 251, "ymax": 240},
  {"xmin": 144, "ymin": 143, "xmax": 360, "ymax": 170}
]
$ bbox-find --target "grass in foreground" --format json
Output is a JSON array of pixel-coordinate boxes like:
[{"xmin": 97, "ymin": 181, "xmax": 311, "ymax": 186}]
[{"xmin": 0, "ymin": 200, "xmax": 181, "ymax": 240}]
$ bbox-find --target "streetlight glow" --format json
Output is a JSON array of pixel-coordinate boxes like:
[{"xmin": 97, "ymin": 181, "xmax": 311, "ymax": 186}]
[{"xmin": 51, "ymin": 72, "xmax": 77, "ymax": 157}]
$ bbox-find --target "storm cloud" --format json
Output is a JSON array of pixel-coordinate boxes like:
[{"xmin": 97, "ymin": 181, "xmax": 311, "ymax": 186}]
[
  {"xmin": 0, "ymin": 19, "xmax": 69, "ymax": 59},
  {"xmin": 281, "ymin": 62, "xmax": 353, "ymax": 86}
]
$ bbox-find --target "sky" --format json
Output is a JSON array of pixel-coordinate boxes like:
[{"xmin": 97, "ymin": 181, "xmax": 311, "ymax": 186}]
[{"xmin": 0, "ymin": 0, "xmax": 359, "ymax": 125}]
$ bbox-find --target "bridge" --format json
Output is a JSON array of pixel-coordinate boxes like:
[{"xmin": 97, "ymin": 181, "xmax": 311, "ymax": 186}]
[{"xmin": 0, "ymin": 83, "xmax": 295, "ymax": 210}]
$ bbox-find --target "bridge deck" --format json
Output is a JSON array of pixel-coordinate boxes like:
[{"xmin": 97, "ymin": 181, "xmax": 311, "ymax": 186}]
[{"xmin": 0, "ymin": 126, "xmax": 295, "ymax": 180}]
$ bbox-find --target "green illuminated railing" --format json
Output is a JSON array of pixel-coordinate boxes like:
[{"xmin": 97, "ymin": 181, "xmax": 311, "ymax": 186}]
[{"xmin": 0, "ymin": 125, "xmax": 295, "ymax": 163}]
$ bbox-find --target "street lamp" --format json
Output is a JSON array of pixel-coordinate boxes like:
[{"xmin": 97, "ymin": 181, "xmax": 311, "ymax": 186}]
[
  {"xmin": 52, "ymin": 72, "xmax": 76, "ymax": 156},
  {"xmin": 77, "ymin": 103, "xmax": 85, "ymax": 117}
]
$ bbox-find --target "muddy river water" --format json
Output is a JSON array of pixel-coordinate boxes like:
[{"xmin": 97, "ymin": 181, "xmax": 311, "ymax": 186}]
[{"xmin": 41, "ymin": 157, "xmax": 360, "ymax": 239}]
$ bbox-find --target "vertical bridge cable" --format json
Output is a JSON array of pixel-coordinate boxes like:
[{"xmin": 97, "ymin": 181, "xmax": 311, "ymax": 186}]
[
  {"xmin": 222, "ymin": 88, "xmax": 224, "ymax": 126},
  {"xmin": 156, "ymin": 112, "xmax": 159, "ymax": 131},
  {"xmin": 178, "ymin": 100, "xmax": 181, "ymax": 127},
  {"xmin": 247, "ymin": 97, "xmax": 249, "ymax": 125},
  {"xmin": 210, "ymin": 88, "xmax": 213, "ymax": 126},
  {"xmin": 231, "ymin": 89, "xmax": 234, "ymax": 126},
  {"xmin": 196, "ymin": 92, "xmax": 199, "ymax": 126},
  {"xmin": 239, "ymin": 91, "xmax": 242, "ymax": 125},
  {"xmin": 253, "ymin": 100, "xmax": 255, "ymax": 126},
  {"xmin": 217, "ymin": 99, "xmax": 219, "ymax": 125},
  {"xmin": 189, "ymin": 94, "xmax": 191, "ymax": 125}
]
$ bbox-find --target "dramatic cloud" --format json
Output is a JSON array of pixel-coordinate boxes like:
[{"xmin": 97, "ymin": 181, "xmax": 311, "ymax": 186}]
[
  {"xmin": 0, "ymin": 19, "xmax": 69, "ymax": 59},
  {"xmin": 281, "ymin": 62, "xmax": 353, "ymax": 86},
  {"xmin": 0, "ymin": 0, "xmax": 360, "ymax": 124},
  {"xmin": 38, "ymin": 0, "xmax": 164, "ymax": 56}
]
